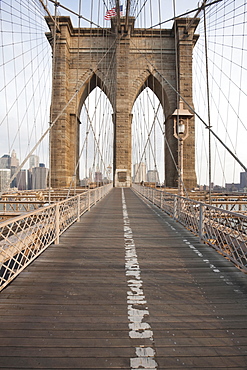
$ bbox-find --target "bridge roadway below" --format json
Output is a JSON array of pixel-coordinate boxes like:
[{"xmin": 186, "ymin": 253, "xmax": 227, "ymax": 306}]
[{"xmin": 0, "ymin": 188, "xmax": 247, "ymax": 369}]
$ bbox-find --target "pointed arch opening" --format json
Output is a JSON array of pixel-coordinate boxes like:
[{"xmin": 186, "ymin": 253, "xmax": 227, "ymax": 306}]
[
  {"xmin": 132, "ymin": 87, "xmax": 165, "ymax": 186},
  {"xmin": 131, "ymin": 74, "xmax": 174, "ymax": 118},
  {"xmin": 77, "ymin": 73, "xmax": 113, "ymax": 117},
  {"xmin": 131, "ymin": 73, "xmax": 179, "ymax": 187},
  {"xmin": 78, "ymin": 86, "xmax": 113, "ymax": 186}
]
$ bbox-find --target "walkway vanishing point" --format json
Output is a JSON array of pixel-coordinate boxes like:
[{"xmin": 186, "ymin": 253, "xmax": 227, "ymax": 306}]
[{"xmin": 0, "ymin": 188, "xmax": 247, "ymax": 369}]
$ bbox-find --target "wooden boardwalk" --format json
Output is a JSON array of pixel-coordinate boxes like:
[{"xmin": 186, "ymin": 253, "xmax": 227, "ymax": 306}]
[{"xmin": 0, "ymin": 188, "xmax": 247, "ymax": 369}]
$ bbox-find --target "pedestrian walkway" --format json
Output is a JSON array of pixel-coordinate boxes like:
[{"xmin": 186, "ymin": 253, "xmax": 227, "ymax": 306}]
[{"xmin": 0, "ymin": 188, "xmax": 247, "ymax": 369}]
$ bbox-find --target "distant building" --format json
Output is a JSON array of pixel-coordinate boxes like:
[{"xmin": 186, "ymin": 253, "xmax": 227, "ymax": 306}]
[
  {"xmin": 88, "ymin": 168, "xmax": 93, "ymax": 183},
  {"xmin": 133, "ymin": 163, "xmax": 147, "ymax": 183},
  {"xmin": 0, "ymin": 169, "xmax": 11, "ymax": 191},
  {"xmin": 27, "ymin": 170, "xmax": 32, "ymax": 190},
  {"xmin": 29, "ymin": 155, "xmax": 39, "ymax": 169},
  {"xmin": 80, "ymin": 178, "xmax": 89, "ymax": 187},
  {"xmin": 225, "ymin": 183, "xmax": 240, "ymax": 192},
  {"xmin": 0, "ymin": 154, "xmax": 11, "ymax": 169},
  {"xmin": 240, "ymin": 172, "xmax": 247, "ymax": 189},
  {"xmin": 16, "ymin": 170, "xmax": 27, "ymax": 190},
  {"xmin": 94, "ymin": 171, "xmax": 102, "ymax": 183},
  {"xmin": 10, "ymin": 149, "xmax": 19, "ymax": 167},
  {"xmin": 0, "ymin": 151, "xmax": 19, "ymax": 188},
  {"xmin": 147, "ymin": 169, "xmax": 159, "ymax": 183},
  {"xmin": 31, "ymin": 166, "xmax": 48, "ymax": 189},
  {"xmin": 10, "ymin": 166, "xmax": 17, "ymax": 188}
]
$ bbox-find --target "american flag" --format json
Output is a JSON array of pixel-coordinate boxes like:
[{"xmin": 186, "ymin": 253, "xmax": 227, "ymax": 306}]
[{"xmin": 104, "ymin": 5, "xmax": 123, "ymax": 20}]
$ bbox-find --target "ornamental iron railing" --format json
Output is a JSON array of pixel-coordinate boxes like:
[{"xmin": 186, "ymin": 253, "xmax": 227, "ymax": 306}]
[
  {"xmin": 0, "ymin": 184, "xmax": 112, "ymax": 291},
  {"xmin": 133, "ymin": 184, "xmax": 247, "ymax": 272}
]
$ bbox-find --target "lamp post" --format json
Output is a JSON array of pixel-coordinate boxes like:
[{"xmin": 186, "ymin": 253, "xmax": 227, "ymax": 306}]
[
  {"xmin": 172, "ymin": 100, "xmax": 193, "ymax": 197},
  {"xmin": 107, "ymin": 165, "xmax": 112, "ymax": 182}
]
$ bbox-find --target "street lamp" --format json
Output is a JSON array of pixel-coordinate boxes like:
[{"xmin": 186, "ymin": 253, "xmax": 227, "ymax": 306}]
[
  {"xmin": 172, "ymin": 100, "xmax": 193, "ymax": 196},
  {"xmin": 107, "ymin": 165, "xmax": 112, "ymax": 182}
]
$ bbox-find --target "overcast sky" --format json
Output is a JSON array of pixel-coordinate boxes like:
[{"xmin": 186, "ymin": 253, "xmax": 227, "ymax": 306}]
[{"xmin": 0, "ymin": 0, "xmax": 246, "ymax": 186}]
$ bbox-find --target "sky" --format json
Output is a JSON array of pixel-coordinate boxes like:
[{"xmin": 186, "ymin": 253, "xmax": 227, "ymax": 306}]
[
  {"xmin": 0, "ymin": 0, "xmax": 246, "ymax": 187},
  {"xmin": 55, "ymin": 0, "xmax": 201, "ymax": 29}
]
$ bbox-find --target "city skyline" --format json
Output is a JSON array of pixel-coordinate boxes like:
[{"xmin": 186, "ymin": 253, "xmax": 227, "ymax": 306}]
[
  {"xmin": 0, "ymin": 151, "xmax": 48, "ymax": 192},
  {"xmin": 1, "ymin": 149, "xmax": 246, "ymax": 191}
]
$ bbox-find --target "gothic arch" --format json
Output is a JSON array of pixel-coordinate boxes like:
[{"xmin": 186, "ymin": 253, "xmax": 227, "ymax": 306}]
[
  {"xmin": 76, "ymin": 72, "xmax": 113, "ymax": 117},
  {"xmin": 130, "ymin": 72, "xmax": 178, "ymax": 187},
  {"xmin": 130, "ymin": 72, "xmax": 175, "ymax": 118}
]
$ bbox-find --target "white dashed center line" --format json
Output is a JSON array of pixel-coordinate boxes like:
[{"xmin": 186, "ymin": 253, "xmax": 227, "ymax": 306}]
[{"xmin": 122, "ymin": 189, "xmax": 158, "ymax": 370}]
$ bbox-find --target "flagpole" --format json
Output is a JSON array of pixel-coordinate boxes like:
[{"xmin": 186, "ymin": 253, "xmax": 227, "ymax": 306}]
[
  {"xmin": 125, "ymin": 0, "xmax": 131, "ymax": 32},
  {"xmin": 116, "ymin": 0, "xmax": 120, "ymax": 29}
]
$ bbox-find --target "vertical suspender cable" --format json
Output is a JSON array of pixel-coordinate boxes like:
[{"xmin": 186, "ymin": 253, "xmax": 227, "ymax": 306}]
[
  {"xmin": 203, "ymin": 3, "xmax": 212, "ymax": 203},
  {"xmin": 75, "ymin": 0, "xmax": 82, "ymax": 194},
  {"xmin": 158, "ymin": 0, "xmax": 166, "ymax": 186},
  {"xmin": 49, "ymin": 0, "xmax": 58, "ymax": 204},
  {"xmin": 172, "ymin": 0, "xmax": 182, "ymax": 195}
]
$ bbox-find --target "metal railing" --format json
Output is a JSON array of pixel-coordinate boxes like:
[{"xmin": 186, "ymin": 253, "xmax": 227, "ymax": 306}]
[
  {"xmin": 0, "ymin": 183, "xmax": 112, "ymax": 291},
  {"xmin": 133, "ymin": 184, "xmax": 247, "ymax": 272}
]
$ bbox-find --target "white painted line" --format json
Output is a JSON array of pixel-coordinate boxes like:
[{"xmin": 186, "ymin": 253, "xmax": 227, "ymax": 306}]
[{"xmin": 122, "ymin": 189, "xmax": 158, "ymax": 370}]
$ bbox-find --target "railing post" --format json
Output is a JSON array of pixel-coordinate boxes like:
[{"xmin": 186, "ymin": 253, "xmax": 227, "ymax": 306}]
[
  {"xmin": 88, "ymin": 190, "xmax": 91, "ymax": 211},
  {"xmin": 199, "ymin": 204, "xmax": 205, "ymax": 242},
  {"xmin": 94, "ymin": 190, "xmax": 97, "ymax": 205},
  {"xmin": 173, "ymin": 196, "xmax": 178, "ymax": 220},
  {"xmin": 55, "ymin": 203, "xmax": 60, "ymax": 244},
  {"xmin": 77, "ymin": 194, "xmax": 80, "ymax": 222}
]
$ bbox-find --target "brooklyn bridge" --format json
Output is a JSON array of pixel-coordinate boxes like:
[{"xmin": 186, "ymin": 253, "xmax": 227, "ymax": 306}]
[{"xmin": 0, "ymin": 0, "xmax": 247, "ymax": 368}]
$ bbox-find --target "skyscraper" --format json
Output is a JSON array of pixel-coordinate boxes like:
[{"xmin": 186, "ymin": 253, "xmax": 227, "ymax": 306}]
[
  {"xmin": 94, "ymin": 171, "xmax": 103, "ymax": 183},
  {"xmin": 0, "ymin": 154, "xmax": 11, "ymax": 169},
  {"xmin": 147, "ymin": 170, "xmax": 159, "ymax": 183},
  {"xmin": 16, "ymin": 170, "xmax": 27, "ymax": 190},
  {"xmin": 240, "ymin": 172, "xmax": 247, "ymax": 189},
  {"xmin": 0, "ymin": 169, "xmax": 11, "ymax": 191},
  {"xmin": 10, "ymin": 150, "xmax": 19, "ymax": 167},
  {"xmin": 31, "ymin": 166, "xmax": 48, "ymax": 189},
  {"xmin": 29, "ymin": 155, "xmax": 39, "ymax": 169}
]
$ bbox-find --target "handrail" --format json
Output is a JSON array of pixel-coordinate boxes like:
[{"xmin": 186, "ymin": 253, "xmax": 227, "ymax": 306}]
[
  {"xmin": 132, "ymin": 184, "xmax": 247, "ymax": 272},
  {"xmin": 0, "ymin": 183, "xmax": 113, "ymax": 291}
]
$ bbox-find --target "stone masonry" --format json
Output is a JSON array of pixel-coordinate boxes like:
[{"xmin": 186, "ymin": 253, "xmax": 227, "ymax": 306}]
[{"xmin": 45, "ymin": 16, "xmax": 199, "ymax": 188}]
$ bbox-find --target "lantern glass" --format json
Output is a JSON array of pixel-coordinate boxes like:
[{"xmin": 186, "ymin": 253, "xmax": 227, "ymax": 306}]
[{"xmin": 178, "ymin": 120, "xmax": 185, "ymax": 134}]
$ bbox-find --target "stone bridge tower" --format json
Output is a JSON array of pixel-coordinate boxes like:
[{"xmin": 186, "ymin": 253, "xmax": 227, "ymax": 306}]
[{"xmin": 45, "ymin": 16, "xmax": 199, "ymax": 188}]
